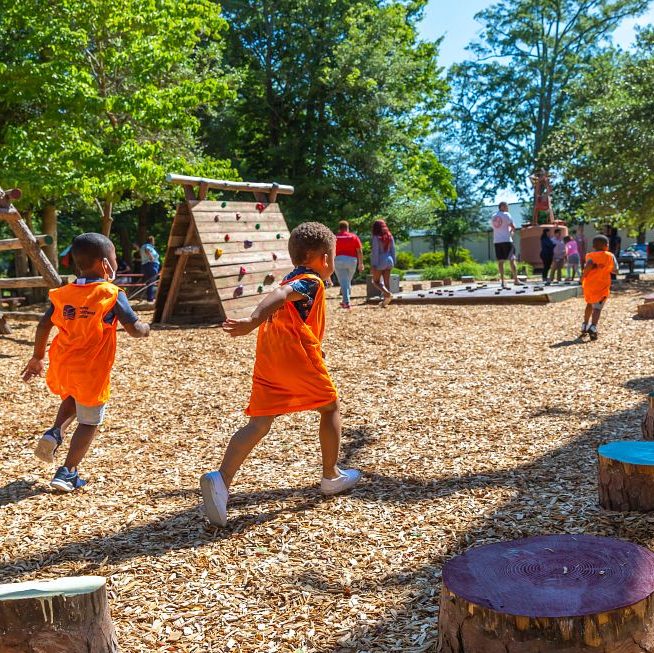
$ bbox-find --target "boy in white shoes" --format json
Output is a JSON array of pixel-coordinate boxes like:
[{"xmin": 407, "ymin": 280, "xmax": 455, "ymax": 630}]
[{"xmin": 200, "ymin": 222, "xmax": 361, "ymax": 526}]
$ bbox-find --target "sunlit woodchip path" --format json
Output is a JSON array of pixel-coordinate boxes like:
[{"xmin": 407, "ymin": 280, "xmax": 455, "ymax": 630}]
[{"xmin": 2, "ymin": 282, "xmax": 654, "ymax": 652}]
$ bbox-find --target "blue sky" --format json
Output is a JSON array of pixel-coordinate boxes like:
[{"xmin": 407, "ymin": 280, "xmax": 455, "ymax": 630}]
[{"xmin": 418, "ymin": 1, "xmax": 654, "ymax": 69}]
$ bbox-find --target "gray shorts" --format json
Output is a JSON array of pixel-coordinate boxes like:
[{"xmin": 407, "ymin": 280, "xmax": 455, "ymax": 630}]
[
  {"xmin": 74, "ymin": 400, "xmax": 106, "ymax": 426},
  {"xmin": 592, "ymin": 299, "xmax": 607, "ymax": 311},
  {"xmin": 567, "ymin": 254, "xmax": 580, "ymax": 266}
]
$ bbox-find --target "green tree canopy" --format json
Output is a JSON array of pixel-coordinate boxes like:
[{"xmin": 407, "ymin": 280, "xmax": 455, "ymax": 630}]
[
  {"xmin": 204, "ymin": 0, "xmax": 452, "ymax": 226},
  {"xmin": 449, "ymin": 0, "xmax": 649, "ymax": 196}
]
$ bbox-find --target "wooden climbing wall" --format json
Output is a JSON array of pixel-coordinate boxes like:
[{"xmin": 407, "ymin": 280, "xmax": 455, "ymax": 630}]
[{"xmin": 154, "ymin": 200, "xmax": 293, "ymax": 325}]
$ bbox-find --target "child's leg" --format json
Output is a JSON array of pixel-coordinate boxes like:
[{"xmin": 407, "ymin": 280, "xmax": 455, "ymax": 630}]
[
  {"xmin": 63, "ymin": 424, "xmax": 98, "ymax": 470},
  {"xmin": 219, "ymin": 415, "xmax": 275, "ymax": 488},
  {"xmin": 317, "ymin": 401, "xmax": 341, "ymax": 480},
  {"xmin": 584, "ymin": 303, "xmax": 593, "ymax": 324},
  {"xmin": 371, "ymin": 267, "xmax": 386, "ymax": 294},
  {"xmin": 54, "ymin": 396, "xmax": 76, "ymax": 430},
  {"xmin": 591, "ymin": 304, "xmax": 604, "ymax": 326},
  {"xmin": 382, "ymin": 269, "xmax": 391, "ymax": 293}
]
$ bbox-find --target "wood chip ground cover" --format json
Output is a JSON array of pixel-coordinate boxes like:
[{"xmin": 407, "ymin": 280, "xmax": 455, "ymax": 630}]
[{"xmin": 2, "ymin": 283, "xmax": 654, "ymax": 652}]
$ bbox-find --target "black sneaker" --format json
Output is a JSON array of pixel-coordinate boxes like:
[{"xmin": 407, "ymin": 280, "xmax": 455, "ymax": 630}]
[
  {"xmin": 589, "ymin": 326, "xmax": 598, "ymax": 341},
  {"xmin": 50, "ymin": 466, "xmax": 87, "ymax": 493},
  {"xmin": 34, "ymin": 427, "xmax": 63, "ymax": 464}
]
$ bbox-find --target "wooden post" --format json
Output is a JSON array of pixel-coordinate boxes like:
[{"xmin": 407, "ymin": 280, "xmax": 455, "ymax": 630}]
[
  {"xmin": 0, "ymin": 235, "xmax": 53, "ymax": 252},
  {"xmin": 0, "ymin": 576, "xmax": 118, "ymax": 652},
  {"xmin": 160, "ymin": 220, "xmax": 196, "ymax": 323},
  {"xmin": 598, "ymin": 441, "xmax": 654, "ymax": 511},
  {"xmin": 42, "ymin": 204, "xmax": 58, "ymax": 270},
  {"xmin": 439, "ymin": 534, "xmax": 654, "ymax": 652}
]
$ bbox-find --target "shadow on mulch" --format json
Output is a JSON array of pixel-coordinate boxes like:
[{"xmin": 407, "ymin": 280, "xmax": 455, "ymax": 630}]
[
  {"xmin": 0, "ymin": 335, "xmax": 33, "ymax": 347},
  {"xmin": 550, "ymin": 337, "xmax": 590, "ymax": 348},
  {"xmin": 0, "ymin": 479, "xmax": 46, "ymax": 507}
]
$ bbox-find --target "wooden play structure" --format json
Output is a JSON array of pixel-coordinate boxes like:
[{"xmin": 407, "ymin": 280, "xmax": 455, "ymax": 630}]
[
  {"xmin": 0, "ymin": 187, "xmax": 62, "ymax": 334},
  {"xmin": 598, "ymin": 441, "xmax": 654, "ymax": 511},
  {"xmin": 154, "ymin": 175, "xmax": 295, "ymax": 325},
  {"xmin": 0, "ymin": 576, "xmax": 118, "ymax": 652},
  {"xmin": 439, "ymin": 534, "xmax": 654, "ymax": 652}
]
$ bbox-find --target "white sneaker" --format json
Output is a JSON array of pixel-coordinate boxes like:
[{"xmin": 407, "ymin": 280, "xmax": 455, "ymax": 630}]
[
  {"xmin": 380, "ymin": 292, "xmax": 393, "ymax": 308},
  {"xmin": 200, "ymin": 471, "xmax": 229, "ymax": 526},
  {"xmin": 34, "ymin": 428, "xmax": 63, "ymax": 464},
  {"xmin": 320, "ymin": 468, "xmax": 362, "ymax": 496}
]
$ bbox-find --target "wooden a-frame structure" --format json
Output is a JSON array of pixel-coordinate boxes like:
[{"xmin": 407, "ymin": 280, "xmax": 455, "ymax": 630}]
[
  {"xmin": 0, "ymin": 187, "xmax": 62, "ymax": 334},
  {"xmin": 154, "ymin": 175, "xmax": 295, "ymax": 325}
]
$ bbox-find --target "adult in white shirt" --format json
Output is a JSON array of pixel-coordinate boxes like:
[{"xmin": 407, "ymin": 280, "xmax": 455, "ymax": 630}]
[{"xmin": 491, "ymin": 202, "xmax": 522, "ymax": 287}]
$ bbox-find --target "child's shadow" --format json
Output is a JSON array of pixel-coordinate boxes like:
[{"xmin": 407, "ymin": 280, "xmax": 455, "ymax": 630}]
[
  {"xmin": 550, "ymin": 337, "xmax": 590, "ymax": 349},
  {"xmin": 0, "ymin": 479, "xmax": 46, "ymax": 507}
]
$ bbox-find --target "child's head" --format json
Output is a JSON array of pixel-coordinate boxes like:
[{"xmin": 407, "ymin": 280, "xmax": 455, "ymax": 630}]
[
  {"xmin": 338, "ymin": 220, "xmax": 349, "ymax": 233},
  {"xmin": 288, "ymin": 222, "xmax": 335, "ymax": 280},
  {"xmin": 542, "ymin": 228, "xmax": 550, "ymax": 236},
  {"xmin": 592, "ymin": 235, "xmax": 610, "ymax": 251},
  {"xmin": 71, "ymin": 233, "xmax": 117, "ymax": 279},
  {"xmin": 554, "ymin": 228, "xmax": 562, "ymax": 238},
  {"xmin": 564, "ymin": 235, "xmax": 571, "ymax": 243}
]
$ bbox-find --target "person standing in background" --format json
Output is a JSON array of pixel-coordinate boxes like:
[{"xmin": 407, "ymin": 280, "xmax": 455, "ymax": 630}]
[
  {"xmin": 540, "ymin": 228, "xmax": 555, "ymax": 281},
  {"xmin": 370, "ymin": 220, "xmax": 396, "ymax": 308},
  {"xmin": 334, "ymin": 221, "xmax": 364, "ymax": 309},
  {"xmin": 490, "ymin": 202, "xmax": 522, "ymax": 287},
  {"xmin": 139, "ymin": 236, "xmax": 160, "ymax": 302},
  {"xmin": 573, "ymin": 227, "xmax": 587, "ymax": 266}
]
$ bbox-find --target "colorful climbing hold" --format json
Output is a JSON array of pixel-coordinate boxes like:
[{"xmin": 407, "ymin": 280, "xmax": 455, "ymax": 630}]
[
  {"xmin": 272, "ymin": 253, "xmax": 278, "ymax": 261},
  {"xmin": 233, "ymin": 285, "xmax": 244, "ymax": 298},
  {"xmin": 224, "ymin": 234, "xmax": 230, "ymax": 242},
  {"xmin": 214, "ymin": 248, "xmax": 223, "ymax": 259},
  {"xmin": 239, "ymin": 266, "xmax": 247, "ymax": 277},
  {"xmin": 276, "ymin": 233, "xmax": 282, "ymax": 239},
  {"xmin": 214, "ymin": 215, "xmax": 220, "ymax": 222},
  {"xmin": 255, "ymin": 223, "xmax": 261, "ymax": 230},
  {"xmin": 244, "ymin": 240, "xmax": 253, "ymax": 249},
  {"xmin": 257, "ymin": 285, "xmax": 263, "ymax": 293},
  {"xmin": 221, "ymin": 201, "xmax": 227, "ymax": 208},
  {"xmin": 264, "ymin": 273, "xmax": 275, "ymax": 285},
  {"xmin": 236, "ymin": 212, "xmax": 241, "ymax": 220},
  {"xmin": 256, "ymin": 202, "xmax": 265, "ymax": 213}
]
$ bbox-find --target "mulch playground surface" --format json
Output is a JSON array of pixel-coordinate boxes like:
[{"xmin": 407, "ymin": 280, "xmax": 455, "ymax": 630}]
[{"xmin": 2, "ymin": 282, "xmax": 654, "ymax": 652}]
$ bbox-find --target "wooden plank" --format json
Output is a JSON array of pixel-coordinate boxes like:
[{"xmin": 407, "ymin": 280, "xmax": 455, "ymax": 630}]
[
  {"xmin": 209, "ymin": 252, "xmax": 292, "ymax": 268},
  {"xmin": 188, "ymin": 202, "xmax": 281, "ymax": 213},
  {"xmin": 195, "ymin": 230, "xmax": 289, "ymax": 243},
  {"xmin": 166, "ymin": 174, "xmax": 294, "ymax": 196},
  {"xmin": 212, "ymin": 259, "xmax": 293, "ymax": 278},
  {"xmin": 175, "ymin": 245, "xmax": 201, "ymax": 255},
  {"xmin": 215, "ymin": 277, "xmax": 286, "ymax": 295},
  {"xmin": 0, "ymin": 276, "xmax": 50, "ymax": 289},
  {"xmin": 0, "ymin": 234, "xmax": 53, "ymax": 252},
  {"xmin": 192, "ymin": 210, "xmax": 285, "ymax": 222},
  {"xmin": 160, "ymin": 220, "xmax": 196, "ymax": 323},
  {"xmin": 195, "ymin": 219, "xmax": 288, "ymax": 232},
  {"xmin": 203, "ymin": 241, "xmax": 287, "ymax": 256}
]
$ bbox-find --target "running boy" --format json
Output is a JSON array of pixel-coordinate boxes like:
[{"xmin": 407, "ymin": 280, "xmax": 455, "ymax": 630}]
[
  {"xmin": 200, "ymin": 222, "xmax": 361, "ymax": 526},
  {"xmin": 22, "ymin": 233, "xmax": 150, "ymax": 491},
  {"xmin": 580, "ymin": 234, "xmax": 618, "ymax": 340}
]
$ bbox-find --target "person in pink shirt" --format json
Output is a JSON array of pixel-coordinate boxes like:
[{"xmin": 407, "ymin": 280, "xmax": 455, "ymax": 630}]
[{"xmin": 564, "ymin": 235, "xmax": 580, "ymax": 281}]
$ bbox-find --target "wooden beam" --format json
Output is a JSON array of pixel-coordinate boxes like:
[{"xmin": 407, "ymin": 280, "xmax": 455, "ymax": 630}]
[
  {"xmin": 0, "ymin": 276, "xmax": 51, "ymax": 288},
  {"xmin": 175, "ymin": 245, "xmax": 201, "ymax": 255},
  {"xmin": 161, "ymin": 220, "xmax": 196, "ymax": 323},
  {"xmin": 166, "ymin": 174, "xmax": 294, "ymax": 196},
  {"xmin": 0, "ymin": 234, "xmax": 53, "ymax": 252}
]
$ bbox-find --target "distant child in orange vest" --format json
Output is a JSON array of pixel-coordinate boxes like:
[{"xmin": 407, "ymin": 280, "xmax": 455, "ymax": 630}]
[
  {"xmin": 22, "ymin": 233, "xmax": 150, "ymax": 492},
  {"xmin": 580, "ymin": 234, "xmax": 618, "ymax": 340},
  {"xmin": 200, "ymin": 222, "xmax": 361, "ymax": 526}
]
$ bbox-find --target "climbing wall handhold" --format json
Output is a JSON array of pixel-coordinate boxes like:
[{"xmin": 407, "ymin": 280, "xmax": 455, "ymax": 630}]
[
  {"xmin": 256, "ymin": 202, "xmax": 265, "ymax": 213},
  {"xmin": 255, "ymin": 223, "xmax": 261, "ymax": 230},
  {"xmin": 264, "ymin": 273, "xmax": 275, "ymax": 285},
  {"xmin": 244, "ymin": 239, "xmax": 253, "ymax": 249},
  {"xmin": 214, "ymin": 215, "xmax": 220, "ymax": 222},
  {"xmin": 239, "ymin": 266, "xmax": 247, "ymax": 278},
  {"xmin": 224, "ymin": 234, "xmax": 230, "ymax": 242},
  {"xmin": 221, "ymin": 201, "xmax": 227, "ymax": 208},
  {"xmin": 272, "ymin": 253, "xmax": 278, "ymax": 261},
  {"xmin": 236, "ymin": 212, "xmax": 241, "ymax": 220},
  {"xmin": 276, "ymin": 233, "xmax": 282, "ymax": 239},
  {"xmin": 214, "ymin": 248, "xmax": 223, "ymax": 259},
  {"xmin": 257, "ymin": 285, "xmax": 263, "ymax": 293},
  {"xmin": 233, "ymin": 285, "xmax": 244, "ymax": 298}
]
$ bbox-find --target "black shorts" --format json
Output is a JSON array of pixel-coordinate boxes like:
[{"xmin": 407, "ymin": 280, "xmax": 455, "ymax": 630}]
[{"xmin": 494, "ymin": 242, "xmax": 514, "ymax": 261}]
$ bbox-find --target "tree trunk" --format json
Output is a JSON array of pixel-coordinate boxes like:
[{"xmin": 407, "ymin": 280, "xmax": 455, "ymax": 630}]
[
  {"xmin": 0, "ymin": 576, "xmax": 118, "ymax": 653},
  {"xmin": 137, "ymin": 203, "xmax": 149, "ymax": 246},
  {"xmin": 42, "ymin": 204, "xmax": 58, "ymax": 270},
  {"xmin": 101, "ymin": 199, "xmax": 113, "ymax": 236},
  {"xmin": 444, "ymin": 242, "xmax": 451, "ymax": 266},
  {"xmin": 638, "ymin": 228, "xmax": 647, "ymax": 245},
  {"xmin": 439, "ymin": 534, "xmax": 654, "ymax": 652},
  {"xmin": 118, "ymin": 223, "xmax": 132, "ymax": 266},
  {"xmin": 598, "ymin": 441, "xmax": 654, "ymax": 511}
]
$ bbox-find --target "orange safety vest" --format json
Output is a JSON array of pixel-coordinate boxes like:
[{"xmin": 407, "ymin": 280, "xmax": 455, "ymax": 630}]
[
  {"xmin": 246, "ymin": 272, "xmax": 338, "ymax": 416},
  {"xmin": 582, "ymin": 251, "xmax": 614, "ymax": 305},
  {"xmin": 46, "ymin": 281, "xmax": 121, "ymax": 406}
]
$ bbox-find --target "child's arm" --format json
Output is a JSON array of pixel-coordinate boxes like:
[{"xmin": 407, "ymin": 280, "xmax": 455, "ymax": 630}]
[
  {"xmin": 611, "ymin": 253, "xmax": 619, "ymax": 274},
  {"xmin": 115, "ymin": 291, "xmax": 150, "ymax": 338},
  {"xmin": 223, "ymin": 285, "xmax": 304, "ymax": 337},
  {"xmin": 22, "ymin": 310, "xmax": 54, "ymax": 382},
  {"xmin": 580, "ymin": 258, "xmax": 596, "ymax": 281}
]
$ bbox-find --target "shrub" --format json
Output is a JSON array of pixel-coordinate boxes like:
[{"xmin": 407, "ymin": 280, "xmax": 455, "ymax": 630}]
[
  {"xmin": 395, "ymin": 251, "xmax": 415, "ymax": 270},
  {"xmin": 415, "ymin": 252, "xmax": 444, "ymax": 268},
  {"xmin": 421, "ymin": 261, "xmax": 534, "ymax": 281}
]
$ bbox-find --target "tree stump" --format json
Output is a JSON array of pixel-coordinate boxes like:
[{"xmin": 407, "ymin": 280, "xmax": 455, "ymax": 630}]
[
  {"xmin": 438, "ymin": 534, "xmax": 654, "ymax": 652},
  {"xmin": 598, "ymin": 441, "xmax": 654, "ymax": 511},
  {"xmin": 642, "ymin": 394, "xmax": 654, "ymax": 440},
  {"xmin": 0, "ymin": 576, "xmax": 118, "ymax": 652}
]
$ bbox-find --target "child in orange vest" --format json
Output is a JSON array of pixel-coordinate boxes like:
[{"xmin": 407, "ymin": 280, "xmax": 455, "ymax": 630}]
[
  {"xmin": 200, "ymin": 222, "xmax": 361, "ymax": 526},
  {"xmin": 22, "ymin": 233, "xmax": 150, "ymax": 491},
  {"xmin": 580, "ymin": 234, "xmax": 618, "ymax": 340}
]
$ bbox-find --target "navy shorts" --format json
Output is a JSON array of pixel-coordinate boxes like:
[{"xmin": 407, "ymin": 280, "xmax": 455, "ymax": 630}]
[{"xmin": 494, "ymin": 242, "xmax": 515, "ymax": 261}]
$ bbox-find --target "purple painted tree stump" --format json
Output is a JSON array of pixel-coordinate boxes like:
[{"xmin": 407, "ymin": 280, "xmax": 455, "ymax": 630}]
[{"xmin": 438, "ymin": 535, "xmax": 654, "ymax": 652}]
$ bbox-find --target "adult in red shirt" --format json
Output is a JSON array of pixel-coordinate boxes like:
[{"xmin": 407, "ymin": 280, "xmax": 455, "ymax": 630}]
[{"xmin": 334, "ymin": 220, "xmax": 364, "ymax": 309}]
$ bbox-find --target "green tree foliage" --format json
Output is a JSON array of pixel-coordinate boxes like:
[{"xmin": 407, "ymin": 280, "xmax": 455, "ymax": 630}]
[
  {"xmin": 204, "ymin": 0, "xmax": 452, "ymax": 226},
  {"xmin": 545, "ymin": 29, "xmax": 654, "ymax": 229},
  {"xmin": 0, "ymin": 0, "xmax": 236, "ymax": 235},
  {"xmin": 449, "ymin": 0, "xmax": 649, "ymax": 195}
]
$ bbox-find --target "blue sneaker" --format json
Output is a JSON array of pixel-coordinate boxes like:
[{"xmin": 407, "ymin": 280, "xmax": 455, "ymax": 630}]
[
  {"xmin": 34, "ymin": 427, "xmax": 63, "ymax": 464},
  {"xmin": 50, "ymin": 466, "xmax": 87, "ymax": 493}
]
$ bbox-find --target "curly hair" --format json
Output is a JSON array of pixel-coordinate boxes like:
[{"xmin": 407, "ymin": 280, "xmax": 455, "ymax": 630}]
[{"xmin": 288, "ymin": 221, "xmax": 335, "ymax": 266}]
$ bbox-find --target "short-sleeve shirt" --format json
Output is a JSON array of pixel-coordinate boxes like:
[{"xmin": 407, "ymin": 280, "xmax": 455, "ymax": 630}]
[
  {"xmin": 565, "ymin": 240, "xmax": 579, "ymax": 257},
  {"xmin": 284, "ymin": 266, "xmax": 320, "ymax": 322},
  {"xmin": 491, "ymin": 212, "xmax": 514, "ymax": 244},
  {"xmin": 335, "ymin": 232, "xmax": 362, "ymax": 258}
]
